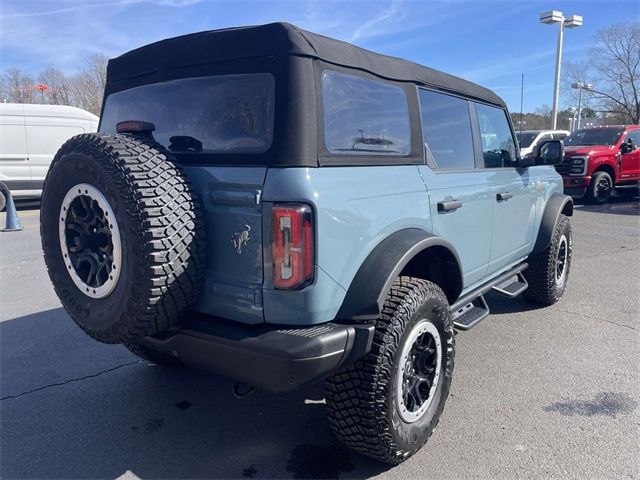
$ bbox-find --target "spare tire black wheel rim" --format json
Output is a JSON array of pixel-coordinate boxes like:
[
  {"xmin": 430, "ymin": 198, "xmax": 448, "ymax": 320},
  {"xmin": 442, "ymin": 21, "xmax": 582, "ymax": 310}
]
[
  {"xmin": 396, "ymin": 320, "xmax": 442, "ymax": 423},
  {"xmin": 58, "ymin": 183, "xmax": 121, "ymax": 298}
]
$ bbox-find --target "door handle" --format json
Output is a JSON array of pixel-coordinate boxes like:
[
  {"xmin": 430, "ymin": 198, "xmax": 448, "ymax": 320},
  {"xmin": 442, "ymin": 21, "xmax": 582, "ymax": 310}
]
[
  {"xmin": 496, "ymin": 192, "xmax": 513, "ymax": 201},
  {"xmin": 437, "ymin": 200, "xmax": 462, "ymax": 212}
]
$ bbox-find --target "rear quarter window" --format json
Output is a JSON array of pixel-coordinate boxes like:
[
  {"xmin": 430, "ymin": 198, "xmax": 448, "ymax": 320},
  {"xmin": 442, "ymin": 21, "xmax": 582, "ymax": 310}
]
[
  {"xmin": 100, "ymin": 73, "xmax": 275, "ymax": 154},
  {"xmin": 322, "ymin": 71, "xmax": 411, "ymax": 156}
]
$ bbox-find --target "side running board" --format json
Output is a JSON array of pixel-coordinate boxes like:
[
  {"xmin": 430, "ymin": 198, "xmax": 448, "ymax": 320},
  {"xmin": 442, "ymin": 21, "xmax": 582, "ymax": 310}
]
[
  {"xmin": 450, "ymin": 262, "xmax": 528, "ymax": 331},
  {"xmin": 491, "ymin": 272, "xmax": 528, "ymax": 298},
  {"xmin": 452, "ymin": 295, "xmax": 489, "ymax": 330}
]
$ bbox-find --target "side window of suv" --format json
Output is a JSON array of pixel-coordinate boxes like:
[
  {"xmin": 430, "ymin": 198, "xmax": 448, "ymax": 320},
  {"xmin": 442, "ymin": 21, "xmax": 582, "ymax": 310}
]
[
  {"xmin": 418, "ymin": 89, "xmax": 475, "ymax": 170},
  {"xmin": 475, "ymin": 103, "xmax": 517, "ymax": 168},
  {"xmin": 322, "ymin": 71, "xmax": 411, "ymax": 156}
]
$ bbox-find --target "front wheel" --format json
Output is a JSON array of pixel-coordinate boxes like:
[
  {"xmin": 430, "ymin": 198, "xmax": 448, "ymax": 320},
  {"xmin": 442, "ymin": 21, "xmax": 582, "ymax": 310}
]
[
  {"xmin": 325, "ymin": 277, "xmax": 455, "ymax": 464},
  {"xmin": 586, "ymin": 171, "xmax": 613, "ymax": 204},
  {"xmin": 524, "ymin": 214, "xmax": 572, "ymax": 305}
]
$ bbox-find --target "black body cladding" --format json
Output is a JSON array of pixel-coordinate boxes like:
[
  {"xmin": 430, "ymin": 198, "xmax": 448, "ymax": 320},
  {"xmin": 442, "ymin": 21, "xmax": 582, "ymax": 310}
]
[
  {"xmin": 532, "ymin": 194, "xmax": 574, "ymax": 254},
  {"xmin": 337, "ymin": 229, "xmax": 464, "ymax": 320}
]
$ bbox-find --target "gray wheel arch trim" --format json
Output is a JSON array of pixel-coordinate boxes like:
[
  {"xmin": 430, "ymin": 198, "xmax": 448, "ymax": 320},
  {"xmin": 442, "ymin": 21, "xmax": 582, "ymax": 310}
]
[
  {"xmin": 532, "ymin": 193, "xmax": 574, "ymax": 255},
  {"xmin": 337, "ymin": 228, "xmax": 463, "ymax": 321}
]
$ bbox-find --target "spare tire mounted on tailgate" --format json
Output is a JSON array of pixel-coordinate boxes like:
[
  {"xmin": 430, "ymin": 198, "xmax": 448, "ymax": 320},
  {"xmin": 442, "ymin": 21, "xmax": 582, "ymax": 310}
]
[{"xmin": 41, "ymin": 133, "xmax": 205, "ymax": 344}]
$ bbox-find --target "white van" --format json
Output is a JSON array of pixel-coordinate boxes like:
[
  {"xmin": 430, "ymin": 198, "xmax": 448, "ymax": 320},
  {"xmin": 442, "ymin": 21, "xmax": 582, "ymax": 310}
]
[{"xmin": 0, "ymin": 103, "xmax": 98, "ymax": 206}]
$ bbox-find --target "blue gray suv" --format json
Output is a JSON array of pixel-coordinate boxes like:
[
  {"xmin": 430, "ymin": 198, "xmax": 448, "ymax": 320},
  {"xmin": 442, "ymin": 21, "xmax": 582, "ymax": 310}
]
[{"xmin": 40, "ymin": 23, "xmax": 573, "ymax": 464}]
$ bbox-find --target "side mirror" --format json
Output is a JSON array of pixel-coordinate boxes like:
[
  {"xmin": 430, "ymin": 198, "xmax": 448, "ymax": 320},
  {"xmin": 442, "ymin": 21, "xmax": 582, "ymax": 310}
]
[
  {"xmin": 534, "ymin": 139, "xmax": 564, "ymax": 165},
  {"xmin": 620, "ymin": 140, "xmax": 633, "ymax": 154}
]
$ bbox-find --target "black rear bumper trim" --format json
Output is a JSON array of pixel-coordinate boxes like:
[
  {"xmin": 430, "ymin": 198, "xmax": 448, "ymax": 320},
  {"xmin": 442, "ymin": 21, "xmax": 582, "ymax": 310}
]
[{"xmin": 139, "ymin": 317, "xmax": 374, "ymax": 392}]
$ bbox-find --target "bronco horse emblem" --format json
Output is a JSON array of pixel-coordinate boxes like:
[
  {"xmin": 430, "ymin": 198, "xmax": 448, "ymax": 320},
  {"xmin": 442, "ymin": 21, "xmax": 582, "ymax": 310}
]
[{"xmin": 231, "ymin": 225, "xmax": 251, "ymax": 254}]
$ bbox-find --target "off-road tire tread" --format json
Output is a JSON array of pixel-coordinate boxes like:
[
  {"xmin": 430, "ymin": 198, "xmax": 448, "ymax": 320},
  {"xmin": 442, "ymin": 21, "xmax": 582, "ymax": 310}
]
[
  {"xmin": 524, "ymin": 214, "xmax": 571, "ymax": 305},
  {"xmin": 325, "ymin": 276, "xmax": 454, "ymax": 464},
  {"xmin": 41, "ymin": 133, "xmax": 205, "ymax": 343}
]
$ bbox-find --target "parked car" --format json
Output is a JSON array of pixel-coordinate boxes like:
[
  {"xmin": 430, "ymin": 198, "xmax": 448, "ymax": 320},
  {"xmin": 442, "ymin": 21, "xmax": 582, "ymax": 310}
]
[
  {"xmin": 557, "ymin": 125, "xmax": 640, "ymax": 203},
  {"xmin": 516, "ymin": 129, "xmax": 569, "ymax": 158},
  {"xmin": 40, "ymin": 23, "xmax": 573, "ymax": 464},
  {"xmin": 0, "ymin": 103, "xmax": 98, "ymax": 209}
]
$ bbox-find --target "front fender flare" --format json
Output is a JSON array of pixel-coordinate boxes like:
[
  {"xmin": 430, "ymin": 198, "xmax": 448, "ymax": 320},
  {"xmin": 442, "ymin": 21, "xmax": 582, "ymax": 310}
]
[
  {"xmin": 532, "ymin": 193, "xmax": 573, "ymax": 255},
  {"xmin": 336, "ymin": 228, "xmax": 462, "ymax": 321}
]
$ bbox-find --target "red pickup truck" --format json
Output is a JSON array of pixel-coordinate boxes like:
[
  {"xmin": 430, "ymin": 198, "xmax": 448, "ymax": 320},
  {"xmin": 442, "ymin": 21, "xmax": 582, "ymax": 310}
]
[{"xmin": 556, "ymin": 125, "xmax": 640, "ymax": 203}]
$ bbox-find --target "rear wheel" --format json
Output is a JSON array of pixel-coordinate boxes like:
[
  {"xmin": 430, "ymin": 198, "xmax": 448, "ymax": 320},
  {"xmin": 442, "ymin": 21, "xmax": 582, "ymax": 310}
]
[
  {"xmin": 325, "ymin": 277, "xmax": 455, "ymax": 464},
  {"xmin": 41, "ymin": 133, "xmax": 205, "ymax": 344},
  {"xmin": 586, "ymin": 171, "xmax": 613, "ymax": 204}
]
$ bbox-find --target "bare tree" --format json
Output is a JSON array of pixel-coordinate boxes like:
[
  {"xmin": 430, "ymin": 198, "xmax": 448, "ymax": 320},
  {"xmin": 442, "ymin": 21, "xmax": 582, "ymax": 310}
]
[
  {"xmin": 563, "ymin": 22, "xmax": 640, "ymax": 124},
  {"xmin": 68, "ymin": 54, "xmax": 108, "ymax": 115},
  {"xmin": 510, "ymin": 106, "xmax": 553, "ymax": 131},
  {"xmin": 531, "ymin": 105, "xmax": 552, "ymax": 129},
  {"xmin": 1, "ymin": 54, "xmax": 107, "ymax": 114},
  {"xmin": 38, "ymin": 68, "xmax": 71, "ymax": 105},
  {"xmin": 0, "ymin": 68, "xmax": 38, "ymax": 103},
  {"xmin": 563, "ymin": 60, "xmax": 590, "ymax": 104}
]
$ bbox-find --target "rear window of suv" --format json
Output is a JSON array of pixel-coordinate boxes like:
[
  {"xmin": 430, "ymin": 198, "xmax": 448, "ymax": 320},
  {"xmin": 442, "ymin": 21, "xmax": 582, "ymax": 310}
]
[
  {"xmin": 100, "ymin": 73, "xmax": 275, "ymax": 154},
  {"xmin": 322, "ymin": 71, "xmax": 411, "ymax": 156}
]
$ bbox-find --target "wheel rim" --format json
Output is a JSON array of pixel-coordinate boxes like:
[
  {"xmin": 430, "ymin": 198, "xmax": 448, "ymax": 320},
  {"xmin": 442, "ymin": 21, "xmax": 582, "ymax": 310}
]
[
  {"xmin": 58, "ymin": 183, "xmax": 121, "ymax": 298},
  {"xmin": 596, "ymin": 176, "xmax": 610, "ymax": 198},
  {"xmin": 396, "ymin": 320, "xmax": 442, "ymax": 423},
  {"xmin": 555, "ymin": 234, "xmax": 568, "ymax": 287}
]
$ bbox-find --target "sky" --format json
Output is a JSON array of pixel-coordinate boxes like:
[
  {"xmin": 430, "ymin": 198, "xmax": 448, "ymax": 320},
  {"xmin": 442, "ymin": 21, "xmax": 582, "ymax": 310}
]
[{"xmin": 1, "ymin": 0, "xmax": 638, "ymax": 113}]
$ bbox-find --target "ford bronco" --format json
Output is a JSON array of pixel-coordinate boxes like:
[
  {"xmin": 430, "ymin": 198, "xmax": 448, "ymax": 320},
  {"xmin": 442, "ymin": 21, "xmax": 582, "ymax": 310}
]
[
  {"xmin": 40, "ymin": 23, "xmax": 573, "ymax": 464},
  {"xmin": 558, "ymin": 125, "xmax": 640, "ymax": 203}
]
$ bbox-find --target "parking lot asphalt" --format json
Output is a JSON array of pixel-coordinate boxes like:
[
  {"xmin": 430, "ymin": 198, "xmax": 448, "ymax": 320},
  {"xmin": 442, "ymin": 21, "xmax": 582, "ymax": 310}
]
[{"xmin": 1, "ymin": 198, "xmax": 639, "ymax": 480}]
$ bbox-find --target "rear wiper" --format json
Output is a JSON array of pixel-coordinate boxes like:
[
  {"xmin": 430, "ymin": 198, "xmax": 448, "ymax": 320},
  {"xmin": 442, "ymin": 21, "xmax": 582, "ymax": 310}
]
[{"xmin": 168, "ymin": 135, "xmax": 203, "ymax": 152}]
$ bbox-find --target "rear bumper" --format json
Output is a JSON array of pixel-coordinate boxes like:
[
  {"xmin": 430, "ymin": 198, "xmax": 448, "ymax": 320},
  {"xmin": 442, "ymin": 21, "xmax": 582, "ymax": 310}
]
[{"xmin": 139, "ymin": 317, "xmax": 375, "ymax": 392}]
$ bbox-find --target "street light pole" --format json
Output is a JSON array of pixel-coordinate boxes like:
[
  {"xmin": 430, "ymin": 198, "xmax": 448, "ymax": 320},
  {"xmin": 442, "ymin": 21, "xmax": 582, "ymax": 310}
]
[
  {"xmin": 551, "ymin": 18, "xmax": 564, "ymax": 130},
  {"xmin": 571, "ymin": 82, "xmax": 593, "ymax": 130},
  {"xmin": 567, "ymin": 106, "xmax": 576, "ymax": 132},
  {"xmin": 540, "ymin": 11, "xmax": 583, "ymax": 130},
  {"xmin": 576, "ymin": 87, "xmax": 583, "ymax": 130}
]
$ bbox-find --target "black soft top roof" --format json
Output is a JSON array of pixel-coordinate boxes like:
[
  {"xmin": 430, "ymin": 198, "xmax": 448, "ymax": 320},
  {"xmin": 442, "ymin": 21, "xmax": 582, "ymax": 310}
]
[{"xmin": 107, "ymin": 22, "xmax": 505, "ymax": 107}]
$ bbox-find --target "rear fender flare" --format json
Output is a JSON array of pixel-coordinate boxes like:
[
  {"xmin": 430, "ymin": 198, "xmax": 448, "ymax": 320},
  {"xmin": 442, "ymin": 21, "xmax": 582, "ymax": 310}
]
[{"xmin": 337, "ymin": 228, "xmax": 463, "ymax": 321}]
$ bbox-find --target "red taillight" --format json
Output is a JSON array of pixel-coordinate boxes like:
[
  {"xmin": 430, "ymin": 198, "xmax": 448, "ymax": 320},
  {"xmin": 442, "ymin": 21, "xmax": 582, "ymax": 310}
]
[{"xmin": 272, "ymin": 204, "xmax": 314, "ymax": 290}]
